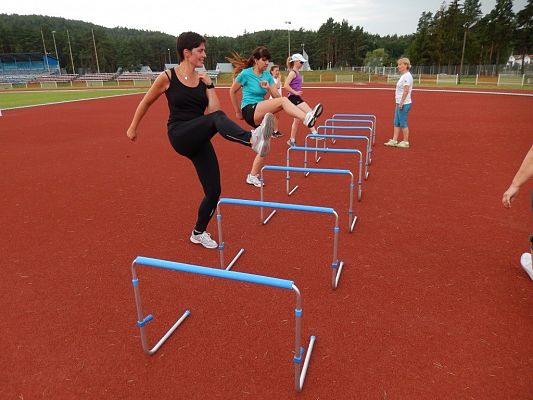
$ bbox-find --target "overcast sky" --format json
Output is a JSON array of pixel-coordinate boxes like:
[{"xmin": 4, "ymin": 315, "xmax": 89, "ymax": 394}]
[{"xmin": 2, "ymin": 0, "xmax": 527, "ymax": 37}]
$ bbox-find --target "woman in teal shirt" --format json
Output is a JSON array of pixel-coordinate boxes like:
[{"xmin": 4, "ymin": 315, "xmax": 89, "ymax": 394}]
[{"xmin": 229, "ymin": 46, "xmax": 323, "ymax": 187}]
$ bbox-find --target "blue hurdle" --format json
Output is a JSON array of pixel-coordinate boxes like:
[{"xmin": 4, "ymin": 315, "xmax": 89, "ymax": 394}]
[
  {"xmin": 306, "ymin": 130, "xmax": 371, "ymax": 179},
  {"xmin": 287, "ymin": 146, "xmax": 364, "ymax": 200},
  {"xmin": 216, "ymin": 198, "xmax": 345, "ymax": 289},
  {"xmin": 131, "ymin": 256, "xmax": 316, "ymax": 392},
  {"xmin": 325, "ymin": 117, "xmax": 376, "ymax": 147},
  {"xmin": 260, "ymin": 165, "xmax": 358, "ymax": 232},
  {"xmin": 332, "ymin": 113, "xmax": 377, "ymax": 145}
]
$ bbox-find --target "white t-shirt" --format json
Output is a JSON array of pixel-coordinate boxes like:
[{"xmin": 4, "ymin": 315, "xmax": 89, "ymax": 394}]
[
  {"xmin": 395, "ymin": 71, "xmax": 413, "ymax": 104},
  {"xmin": 269, "ymin": 76, "xmax": 282, "ymax": 99}
]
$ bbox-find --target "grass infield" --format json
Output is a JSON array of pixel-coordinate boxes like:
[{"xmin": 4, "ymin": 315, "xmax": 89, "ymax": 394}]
[{"xmin": 0, "ymin": 88, "xmax": 146, "ymax": 109}]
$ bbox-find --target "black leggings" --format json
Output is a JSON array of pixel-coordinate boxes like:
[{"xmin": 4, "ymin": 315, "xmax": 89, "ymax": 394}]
[{"xmin": 168, "ymin": 110, "xmax": 252, "ymax": 232}]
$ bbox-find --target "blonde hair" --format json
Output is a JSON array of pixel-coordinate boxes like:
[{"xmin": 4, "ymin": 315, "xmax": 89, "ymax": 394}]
[
  {"xmin": 286, "ymin": 56, "xmax": 295, "ymax": 71},
  {"xmin": 397, "ymin": 57, "xmax": 411, "ymax": 70}
]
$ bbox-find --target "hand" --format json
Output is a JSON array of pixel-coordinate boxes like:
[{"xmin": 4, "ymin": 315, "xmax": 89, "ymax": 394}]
[
  {"xmin": 399, "ymin": 102, "xmax": 404, "ymax": 110},
  {"xmin": 295, "ymin": 90, "xmax": 303, "ymax": 96},
  {"xmin": 127, "ymin": 127, "xmax": 137, "ymax": 142},
  {"xmin": 502, "ymin": 184, "xmax": 520, "ymax": 208},
  {"xmin": 260, "ymin": 80, "xmax": 269, "ymax": 89},
  {"xmin": 198, "ymin": 72, "xmax": 212, "ymax": 86}
]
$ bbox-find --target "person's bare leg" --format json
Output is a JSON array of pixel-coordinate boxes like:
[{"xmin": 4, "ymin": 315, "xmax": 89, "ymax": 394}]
[
  {"xmin": 392, "ymin": 126, "xmax": 401, "ymax": 141},
  {"xmin": 402, "ymin": 127, "xmax": 410, "ymax": 142},
  {"xmin": 250, "ymin": 153, "xmax": 264, "ymax": 176}
]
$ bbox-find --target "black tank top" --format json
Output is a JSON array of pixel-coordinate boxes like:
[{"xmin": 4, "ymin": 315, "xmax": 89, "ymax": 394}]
[{"xmin": 165, "ymin": 68, "xmax": 208, "ymax": 125}]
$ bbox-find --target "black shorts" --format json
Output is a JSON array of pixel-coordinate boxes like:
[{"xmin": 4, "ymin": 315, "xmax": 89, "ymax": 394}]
[
  {"xmin": 288, "ymin": 94, "xmax": 304, "ymax": 106},
  {"xmin": 241, "ymin": 104, "xmax": 259, "ymax": 128}
]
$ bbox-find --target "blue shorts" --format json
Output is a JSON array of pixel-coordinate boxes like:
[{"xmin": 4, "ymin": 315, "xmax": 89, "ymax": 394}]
[{"xmin": 393, "ymin": 103, "xmax": 412, "ymax": 128}]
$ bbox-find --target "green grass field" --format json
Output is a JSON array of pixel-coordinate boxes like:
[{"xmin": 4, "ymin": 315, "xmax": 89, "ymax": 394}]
[{"xmin": 0, "ymin": 88, "xmax": 146, "ymax": 109}]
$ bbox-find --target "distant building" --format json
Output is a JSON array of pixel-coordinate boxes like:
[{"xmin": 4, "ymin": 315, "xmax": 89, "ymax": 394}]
[
  {"xmin": 215, "ymin": 63, "xmax": 233, "ymax": 73},
  {"xmin": 508, "ymin": 54, "xmax": 532, "ymax": 67}
]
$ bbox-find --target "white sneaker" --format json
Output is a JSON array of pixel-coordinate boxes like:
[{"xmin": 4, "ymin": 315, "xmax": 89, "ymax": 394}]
[
  {"xmin": 190, "ymin": 231, "xmax": 218, "ymax": 249},
  {"xmin": 520, "ymin": 252, "xmax": 533, "ymax": 280},
  {"xmin": 246, "ymin": 174, "xmax": 263, "ymax": 187},
  {"xmin": 251, "ymin": 113, "xmax": 274, "ymax": 157},
  {"xmin": 397, "ymin": 140, "xmax": 410, "ymax": 148},
  {"xmin": 303, "ymin": 103, "xmax": 323, "ymax": 128},
  {"xmin": 384, "ymin": 139, "xmax": 398, "ymax": 147}
]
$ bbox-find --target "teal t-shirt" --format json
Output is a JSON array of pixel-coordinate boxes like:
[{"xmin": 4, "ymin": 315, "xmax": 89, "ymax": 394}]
[{"xmin": 236, "ymin": 67, "xmax": 275, "ymax": 109}]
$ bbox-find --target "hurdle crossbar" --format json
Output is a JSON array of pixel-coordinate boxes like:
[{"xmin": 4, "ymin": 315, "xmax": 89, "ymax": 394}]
[
  {"xmin": 260, "ymin": 165, "xmax": 357, "ymax": 232},
  {"xmin": 131, "ymin": 256, "xmax": 316, "ymax": 392},
  {"xmin": 311, "ymin": 126, "xmax": 372, "ymax": 174},
  {"xmin": 216, "ymin": 197, "xmax": 344, "ymax": 289},
  {"xmin": 332, "ymin": 113, "xmax": 377, "ymax": 145},
  {"xmin": 288, "ymin": 146, "xmax": 364, "ymax": 200},
  {"xmin": 324, "ymin": 118, "xmax": 375, "ymax": 147}
]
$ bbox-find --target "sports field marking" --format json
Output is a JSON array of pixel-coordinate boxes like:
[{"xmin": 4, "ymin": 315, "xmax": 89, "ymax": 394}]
[
  {"xmin": 303, "ymin": 86, "xmax": 533, "ymax": 97},
  {"xmin": 0, "ymin": 89, "xmax": 145, "ymax": 110}
]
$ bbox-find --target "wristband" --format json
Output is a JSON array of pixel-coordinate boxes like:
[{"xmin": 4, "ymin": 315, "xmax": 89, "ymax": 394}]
[{"xmin": 206, "ymin": 83, "xmax": 215, "ymax": 89}]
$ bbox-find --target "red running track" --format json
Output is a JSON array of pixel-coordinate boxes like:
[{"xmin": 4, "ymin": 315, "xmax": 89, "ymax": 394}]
[{"xmin": 1, "ymin": 86, "xmax": 532, "ymax": 399}]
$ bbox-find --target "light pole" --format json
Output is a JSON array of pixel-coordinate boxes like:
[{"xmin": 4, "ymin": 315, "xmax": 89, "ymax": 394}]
[
  {"xmin": 285, "ymin": 21, "xmax": 291, "ymax": 57},
  {"xmin": 40, "ymin": 29, "xmax": 50, "ymax": 73},
  {"xmin": 51, "ymin": 30, "xmax": 61, "ymax": 74},
  {"xmin": 458, "ymin": 21, "xmax": 477, "ymax": 84},
  {"xmin": 66, "ymin": 30, "xmax": 75, "ymax": 75},
  {"xmin": 91, "ymin": 28, "xmax": 100, "ymax": 73},
  {"xmin": 168, "ymin": 48, "xmax": 171, "ymax": 64}
]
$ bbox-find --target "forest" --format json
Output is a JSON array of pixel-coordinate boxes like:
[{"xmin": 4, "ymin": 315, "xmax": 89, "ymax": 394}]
[{"xmin": 0, "ymin": 0, "xmax": 531, "ymax": 73}]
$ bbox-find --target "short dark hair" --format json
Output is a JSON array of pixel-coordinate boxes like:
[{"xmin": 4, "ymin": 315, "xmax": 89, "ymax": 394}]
[{"xmin": 176, "ymin": 32, "xmax": 206, "ymax": 62}]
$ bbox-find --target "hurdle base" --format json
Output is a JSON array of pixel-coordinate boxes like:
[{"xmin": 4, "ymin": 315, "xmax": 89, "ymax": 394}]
[
  {"xmin": 332, "ymin": 261, "xmax": 345, "ymax": 289},
  {"xmin": 142, "ymin": 310, "xmax": 191, "ymax": 355},
  {"xmin": 226, "ymin": 248, "xmax": 245, "ymax": 271},
  {"xmin": 288, "ymin": 185, "xmax": 299, "ymax": 196},
  {"xmin": 350, "ymin": 216, "xmax": 357, "ymax": 233},
  {"xmin": 296, "ymin": 335, "xmax": 317, "ymax": 392},
  {"xmin": 262, "ymin": 209, "xmax": 277, "ymax": 225}
]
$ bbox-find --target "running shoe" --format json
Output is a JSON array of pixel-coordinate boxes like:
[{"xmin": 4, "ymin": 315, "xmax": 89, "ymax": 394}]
[
  {"xmin": 190, "ymin": 231, "xmax": 218, "ymax": 249},
  {"xmin": 251, "ymin": 113, "xmax": 274, "ymax": 157},
  {"xmin": 303, "ymin": 103, "xmax": 323, "ymax": 128}
]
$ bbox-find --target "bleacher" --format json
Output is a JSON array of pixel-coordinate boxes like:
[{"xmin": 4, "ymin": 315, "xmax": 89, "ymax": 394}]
[
  {"xmin": 75, "ymin": 73, "xmax": 118, "ymax": 82},
  {"xmin": 116, "ymin": 71, "xmax": 159, "ymax": 81}
]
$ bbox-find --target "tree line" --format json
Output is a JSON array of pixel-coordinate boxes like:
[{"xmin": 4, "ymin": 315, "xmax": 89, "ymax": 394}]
[
  {"xmin": 407, "ymin": 0, "xmax": 532, "ymax": 73},
  {"xmin": 0, "ymin": 0, "xmax": 531, "ymax": 74}
]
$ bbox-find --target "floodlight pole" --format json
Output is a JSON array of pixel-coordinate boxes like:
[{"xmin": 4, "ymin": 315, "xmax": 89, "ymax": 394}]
[
  {"xmin": 91, "ymin": 28, "xmax": 101, "ymax": 73},
  {"xmin": 41, "ymin": 29, "xmax": 50, "ymax": 73},
  {"xmin": 52, "ymin": 30, "xmax": 60, "ymax": 74},
  {"xmin": 66, "ymin": 30, "xmax": 76, "ymax": 75},
  {"xmin": 458, "ymin": 21, "xmax": 477, "ymax": 84},
  {"xmin": 285, "ymin": 21, "xmax": 291, "ymax": 57},
  {"xmin": 168, "ymin": 48, "xmax": 171, "ymax": 64}
]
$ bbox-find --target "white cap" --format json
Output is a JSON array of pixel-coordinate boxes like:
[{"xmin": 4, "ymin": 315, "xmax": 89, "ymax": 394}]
[{"xmin": 290, "ymin": 53, "xmax": 307, "ymax": 63}]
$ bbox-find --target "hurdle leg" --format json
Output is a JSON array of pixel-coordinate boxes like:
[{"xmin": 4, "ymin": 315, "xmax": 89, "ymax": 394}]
[
  {"xmin": 285, "ymin": 163, "xmax": 299, "ymax": 196},
  {"xmin": 260, "ymin": 171, "xmax": 278, "ymax": 223},
  {"xmin": 364, "ymin": 139, "xmax": 370, "ymax": 180},
  {"xmin": 218, "ymin": 208, "xmax": 246, "ymax": 270},
  {"xmin": 131, "ymin": 263, "xmax": 190, "ymax": 355},
  {"xmin": 292, "ymin": 285, "xmax": 316, "ymax": 392},
  {"xmin": 331, "ymin": 217, "xmax": 344, "ymax": 289},
  {"xmin": 349, "ymin": 176, "xmax": 357, "ymax": 232},
  {"xmin": 357, "ymin": 155, "xmax": 363, "ymax": 201}
]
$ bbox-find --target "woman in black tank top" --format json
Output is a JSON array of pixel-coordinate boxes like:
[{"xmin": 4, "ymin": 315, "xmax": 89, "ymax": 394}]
[{"xmin": 126, "ymin": 32, "xmax": 274, "ymax": 249}]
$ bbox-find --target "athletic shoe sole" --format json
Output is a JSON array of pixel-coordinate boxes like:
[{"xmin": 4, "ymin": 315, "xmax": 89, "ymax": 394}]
[
  {"xmin": 304, "ymin": 103, "xmax": 323, "ymax": 128},
  {"xmin": 520, "ymin": 252, "xmax": 533, "ymax": 280},
  {"xmin": 252, "ymin": 113, "xmax": 274, "ymax": 157}
]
